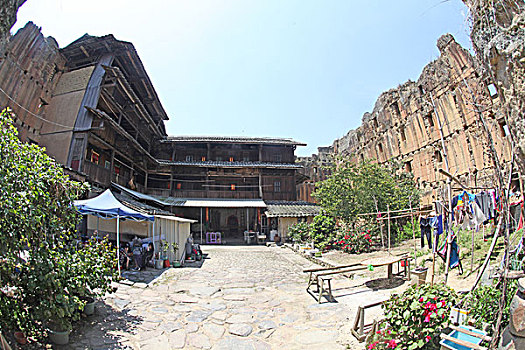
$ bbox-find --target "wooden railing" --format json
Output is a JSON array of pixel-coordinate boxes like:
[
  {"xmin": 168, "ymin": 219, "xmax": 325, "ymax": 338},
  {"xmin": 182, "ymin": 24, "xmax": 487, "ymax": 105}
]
[{"xmin": 83, "ymin": 161, "xmax": 111, "ymax": 185}]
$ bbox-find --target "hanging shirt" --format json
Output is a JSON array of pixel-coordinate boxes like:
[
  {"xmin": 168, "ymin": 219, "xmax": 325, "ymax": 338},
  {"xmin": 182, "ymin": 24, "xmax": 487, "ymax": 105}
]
[
  {"xmin": 430, "ymin": 215, "xmax": 443, "ymax": 236},
  {"xmin": 461, "ymin": 201, "xmax": 486, "ymax": 230}
]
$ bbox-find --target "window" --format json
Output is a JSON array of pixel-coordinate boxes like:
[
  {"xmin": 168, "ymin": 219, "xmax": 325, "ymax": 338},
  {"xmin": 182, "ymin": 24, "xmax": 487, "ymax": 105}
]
[
  {"xmin": 105, "ymin": 160, "xmax": 111, "ymax": 169},
  {"xmin": 392, "ymin": 102, "xmax": 401, "ymax": 117},
  {"xmin": 424, "ymin": 113, "xmax": 434, "ymax": 128},
  {"xmin": 400, "ymin": 127, "xmax": 406, "ymax": 142},
  {"xmin": 229, "ymin": 157, "xmax": 234, "ymax": 162},
  {"xmin": 499, "ymin": 119, "xmax": 510, "ymax": 137},
  {"xmin": 434, "ymin": 150, "xmax": 443, "ymax": 163},
  {"xmin": 274, "ymin": 181, "xmax": 281, "ymax": 193},
  {"xmin": 91, "ymin": 151, "xmax": 99, "ymax": 164},
  {"xmin": 185, "ymin": 155, "xmax": 193, "ymax": 162},
  {"xmin": 114, "ymin": 164, "xmax": 120, "ymax": 175},
  {"xmin": 405, "ymin": 161, "xmax": 412, "ymax": 173},
  {"xmin": 176, "ymin": 183, "xmax": 182, "ymax": 190},
  {"xmin": 201, "ymin": 156, "xmax": 206, "ymax": 161},
  {"xmin": 230, "ymin": 184, "xmax": 236, "ymax": 191},
  {"xmin": 488, "ymin": 83, "xmax": 498, "ymax": 98}
]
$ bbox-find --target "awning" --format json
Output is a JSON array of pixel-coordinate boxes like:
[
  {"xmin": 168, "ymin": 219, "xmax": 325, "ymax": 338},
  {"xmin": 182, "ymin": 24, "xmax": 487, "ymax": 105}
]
[
  {"xmin": 155, "ymin": 215, "xmax": 197, "ymax": 223},
  {"xmin": 265, "ymin": 201, "xmax": 320, "ymax": 218},
  {"xmin": 166, "ymin": 198, "xmax": 267, "ymax": 208},
  {"xmin": 74, "ymin": 189, "xmax": 154, "ymax": 221}
]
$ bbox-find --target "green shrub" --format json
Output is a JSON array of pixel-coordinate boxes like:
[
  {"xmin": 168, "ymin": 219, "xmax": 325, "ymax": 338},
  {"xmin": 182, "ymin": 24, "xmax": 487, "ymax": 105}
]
[
  {"xmin": 367, "ymin": 283, "xmax": 458, "ymax": 350},
  {"xmin": 310, "ymin": 214, "xmax": 337, "ymax": 250},
  {"xmin": 465, "ymin": 280, "xmax": 518, "ymax": 335},
  {"xmin": 0, "ymin": 108, "xmax": 117, "ymax": 338},
  {"xmin": 288, "ymin": 221, "xmax": 311, "ymax": 244}
]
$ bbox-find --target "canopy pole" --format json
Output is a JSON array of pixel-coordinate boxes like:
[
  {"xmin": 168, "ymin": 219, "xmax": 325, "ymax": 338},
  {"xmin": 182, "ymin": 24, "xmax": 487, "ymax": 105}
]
[
  {"xmin": 117, "ymin": 214, "xmax": 121, "ymax": 275},
  {"xmin": 246, "ymin": 208, "xmax": 249, "ymax": 231},
  {"xmin": 200, "ymin": 207, "xmax": 203, "ymax": 244}
]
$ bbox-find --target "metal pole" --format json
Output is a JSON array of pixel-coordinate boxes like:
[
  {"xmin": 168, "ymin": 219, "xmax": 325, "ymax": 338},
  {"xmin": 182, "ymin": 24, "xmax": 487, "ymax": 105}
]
[
  {"xmin": 387, "ymin": 204, "xmax": 391, "ymax": 254},
  {"xmin": 246, "ymin": 208, "xmax": 249, "ymax": 231},
  {"xmin": 117, "ymin": 214, "xmax": 121, "ymax": 275},
  {"xmin": 200, "ymin": 207, "xmax": 203, "ymax": 244},
  {"xmin": 410, "ymin": 199, "xmax": 417, "ymax": 266}
]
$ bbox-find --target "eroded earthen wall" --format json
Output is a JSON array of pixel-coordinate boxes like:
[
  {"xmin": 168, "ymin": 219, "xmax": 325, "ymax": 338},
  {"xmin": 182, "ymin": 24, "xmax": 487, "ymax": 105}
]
[
  {"xmin": 0, "ymin": 22, "xmax": 67, "ymax": 144},
  {"xmin": 306, "ymin": 35, "xmax": 512, "ymax": 205},
  {"xmin": 463, "ymin": 0, "xmax": 525, "ymax": 173}
]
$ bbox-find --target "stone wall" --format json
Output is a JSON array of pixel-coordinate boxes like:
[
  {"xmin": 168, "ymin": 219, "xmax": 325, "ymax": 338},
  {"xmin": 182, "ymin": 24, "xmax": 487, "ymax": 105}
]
[
  {"xmin": 302, "ymin": 35, "xmax": 513, "ymax": 205},
  {"xmin": 463, "ymin": 0, "xmax": 525, "ymax": 173}
]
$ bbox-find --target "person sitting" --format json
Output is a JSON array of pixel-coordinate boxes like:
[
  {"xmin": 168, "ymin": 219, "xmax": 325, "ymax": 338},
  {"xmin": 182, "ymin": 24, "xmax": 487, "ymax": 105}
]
[
  {"xmin": 274, "ymin": 233, "xmax": 281, "ymax": 245},
  {"xmin": 119, "ymin": 243, "xmax": 131, "ymax": 270},
  {"xmin": 143, "ymin": 243, "xmax": 155, "ymax": 268}
]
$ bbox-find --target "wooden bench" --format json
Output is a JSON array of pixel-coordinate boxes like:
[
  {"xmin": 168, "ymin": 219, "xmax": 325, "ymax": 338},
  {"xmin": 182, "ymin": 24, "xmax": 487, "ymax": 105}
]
[
  {"xmin": 304, "ymin": 263, "xmax": 367, "ymax": 303},
  {"xmin": 351, "ymin": 300, "xmax": 386, "ymax": 342}
]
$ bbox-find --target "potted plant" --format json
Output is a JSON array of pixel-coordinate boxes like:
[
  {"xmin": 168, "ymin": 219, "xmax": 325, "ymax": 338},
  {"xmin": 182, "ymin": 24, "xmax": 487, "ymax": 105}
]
[
  {"xmin": 47, "ymin": 317, "xmax": 73, "ymax": 345},
  {"xmin": 154, "ymin": 251, "xmax": 163, "ymax": 269},
  {"xmin": 160, "ymin": 240, "xmax": 171, "ymax": 268},
  {"xmin": 172, "ymin": 243, "xmax": 181, "ymax": 267}
]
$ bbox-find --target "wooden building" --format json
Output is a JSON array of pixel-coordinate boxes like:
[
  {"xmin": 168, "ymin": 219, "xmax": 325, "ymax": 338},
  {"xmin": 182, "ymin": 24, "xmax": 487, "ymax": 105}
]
[{"xmin": 0, "ymin": 23, "xmax": 313, "ymax": 243}]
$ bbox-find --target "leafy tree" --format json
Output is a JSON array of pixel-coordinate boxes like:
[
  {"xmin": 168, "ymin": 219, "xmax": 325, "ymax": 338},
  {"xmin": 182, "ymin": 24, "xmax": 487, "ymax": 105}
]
[
  {"xmin": 0, "ymin": 108, "xmax": 116, "ymax": 338},
  {"xmin": 313, "ymin": 158, "xmax": 419, "ymax": 225},
  {"xmin": 309, "ymin": 214, "xmax": 336, "ymax": 250}
]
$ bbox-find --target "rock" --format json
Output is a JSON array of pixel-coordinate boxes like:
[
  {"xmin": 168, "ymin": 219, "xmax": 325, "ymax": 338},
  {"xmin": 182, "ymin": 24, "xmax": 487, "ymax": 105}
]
[
  {"xmin": 160, "ymin": 321, "xmax": 183, "ymax": 333},
  {"xmin": 229, "ymin": 323, "xmax": 253, "ymax": 337},
  {"xmin": 203, "ymin": 322, "xmax": 225, "ymax": 340},
  {"xmin": 169, "ymin": 329, "xmax": 186, "ymax": 349},
  {"xmin": 190, "ymin": 286, "xmax": 220, "ymax": 297},
  {"xmin": 113, "ymin": 298, "xmax": 130, "ymax": 310},
  {"xmin": 188, "ymin": 333, "xmax": 212, "ymax": 349},
  {"xmin": 226, "ymin": 314, "xmax": 253, "ymax": 324},
  {"xmin": 185, "ymin": 322, "xmax": 199, "ymax": 333},
  {"xmin": 295, "ymin": 330, "xmax": 339, "ymax": 345},
  {"xmin": 134, "ymin": 282, "xmax": 148, "ymax": 289},
  {"xmin": 202, "ymin": 302, "xmax": 227, "ymax": 311},
  {"xmin": 499, "ymin": 326, "xmax": 525, "ymax": 350},
  {"xmin": 140, "ymin": 334, "xmax": 170, "ymax": 350},
  {"xmin": 257, "ymin": 320, "xmax": 276, "ymax": 330},
  {"xmin": 509, "ymin": 291, "xmax": 525, "ymax": 337},
  {"xmin": 186, "ymin": 310, "xmax": 212, "ymax": 323}
]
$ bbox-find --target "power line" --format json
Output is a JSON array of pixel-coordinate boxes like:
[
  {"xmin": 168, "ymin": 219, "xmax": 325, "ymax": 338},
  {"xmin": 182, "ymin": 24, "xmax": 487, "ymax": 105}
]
[{"xmin": 0, "ymin": 86, "xmax": 72, "ymax": 129}]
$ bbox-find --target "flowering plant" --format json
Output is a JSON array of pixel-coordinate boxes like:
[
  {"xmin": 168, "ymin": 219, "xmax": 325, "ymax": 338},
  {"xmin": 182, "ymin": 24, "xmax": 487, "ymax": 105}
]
[
  {"xmin": 366, "ymin": 283, "xmax": 458, "ymax": 350},
  {"xmin": 334, "ymin": 225, "xmax": 377, "ymax": 254}
]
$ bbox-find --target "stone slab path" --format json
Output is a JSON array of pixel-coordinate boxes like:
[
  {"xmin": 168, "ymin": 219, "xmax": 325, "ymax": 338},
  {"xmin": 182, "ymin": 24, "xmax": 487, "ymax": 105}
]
[{"xmin": 62, "ymin": 245, "xmax": 409, "ymax": 349}]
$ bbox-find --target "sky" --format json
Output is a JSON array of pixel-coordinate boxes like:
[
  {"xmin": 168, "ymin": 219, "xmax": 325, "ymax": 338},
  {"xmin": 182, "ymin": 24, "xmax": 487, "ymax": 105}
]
[{"xmin": 13, "ymin": 0, "xmax": 472, "ymax": 157}]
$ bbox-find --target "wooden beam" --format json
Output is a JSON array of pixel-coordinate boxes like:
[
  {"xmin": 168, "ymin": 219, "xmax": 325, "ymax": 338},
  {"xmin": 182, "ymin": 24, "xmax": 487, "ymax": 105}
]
[{"xmin": 440, "ymin": 333, "xmax": 486, "ymax": 350}]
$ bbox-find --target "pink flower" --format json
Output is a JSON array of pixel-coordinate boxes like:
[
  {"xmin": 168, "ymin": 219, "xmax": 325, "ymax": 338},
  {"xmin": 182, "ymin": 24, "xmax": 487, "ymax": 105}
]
[
  {"xmin": 424, "ymin": 314, "xmax": 431, "ymax": 323},
  {"xmin": 425, "ymin": 335, "xmax": 431, "ymax": 343},
  {"xmin": 368, "ymin": 341, "xmax": 379, "ymax": 350},
  {"xmin": 387, "ymin": 339, "xmax": 397, "ymax": 349}
]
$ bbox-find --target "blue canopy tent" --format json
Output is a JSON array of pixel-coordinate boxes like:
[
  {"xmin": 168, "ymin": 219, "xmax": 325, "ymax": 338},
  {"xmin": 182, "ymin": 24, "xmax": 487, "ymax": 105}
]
[{"xmin": 74, "ymin": 189, "xmax": 154, "ymax": 274}]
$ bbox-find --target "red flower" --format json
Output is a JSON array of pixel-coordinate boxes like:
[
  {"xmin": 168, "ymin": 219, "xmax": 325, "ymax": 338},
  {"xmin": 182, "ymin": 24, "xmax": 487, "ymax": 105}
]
[
  {"xmin": 425, "ymin": 335, "xmax": 431, "ymax": 343},
  {"xmin": 365, "ymin": 234, "xmax": 370, "ymax": 240},
  {"xmin": 344, "ymin": 235, "xmax": 350, "ymax": 239},
  {"xmin": 419, "ymin": 297, "xmax": 424, "ymax": 302},
  {"xmin": 387, "ymin": 339, "xmax": 397, "ymax": 349},
  {"xmin": 368, "ymin": 341, "xmax": 379, "ymax": 350}
]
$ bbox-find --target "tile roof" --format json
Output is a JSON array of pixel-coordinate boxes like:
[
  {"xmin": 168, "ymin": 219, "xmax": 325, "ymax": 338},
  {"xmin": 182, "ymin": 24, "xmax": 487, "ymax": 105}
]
[
  {"xmin": 265, "ymin": 201, "xmax": 320, "ymax": 217},
  {"xmin": 161, "ymin": 135, "xmax": 306, "ymax": 146},
  {"xmin": 157, "ymin": 160, "xmax": 303, "ymax": 169}
]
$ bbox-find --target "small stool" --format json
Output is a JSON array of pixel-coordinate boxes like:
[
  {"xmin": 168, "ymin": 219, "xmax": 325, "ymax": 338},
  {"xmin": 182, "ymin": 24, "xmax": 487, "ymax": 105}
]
[{"xmin": 317, "ymin": 276, "xmax": 333, "ymax": 303}]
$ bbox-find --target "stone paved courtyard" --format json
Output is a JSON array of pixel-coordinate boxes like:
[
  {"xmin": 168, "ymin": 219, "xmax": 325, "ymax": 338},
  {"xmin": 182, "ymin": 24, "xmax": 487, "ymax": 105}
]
[{"xmin": 63, "ymin": 245, "xmax": 409, "ymax": 349}]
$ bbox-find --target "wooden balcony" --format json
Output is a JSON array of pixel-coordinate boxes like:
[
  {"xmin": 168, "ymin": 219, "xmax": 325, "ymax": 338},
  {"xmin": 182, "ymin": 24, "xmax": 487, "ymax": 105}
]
[{"xmin": 83, "ymin": 160, "xmax": 111, "ymax": 186}]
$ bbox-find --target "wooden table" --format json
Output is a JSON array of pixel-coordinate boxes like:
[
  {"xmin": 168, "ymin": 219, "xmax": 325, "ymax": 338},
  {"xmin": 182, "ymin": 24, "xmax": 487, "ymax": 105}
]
[{"xmin": 360, "ymin": 255, "xmax": 410, "ymax": 280}]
